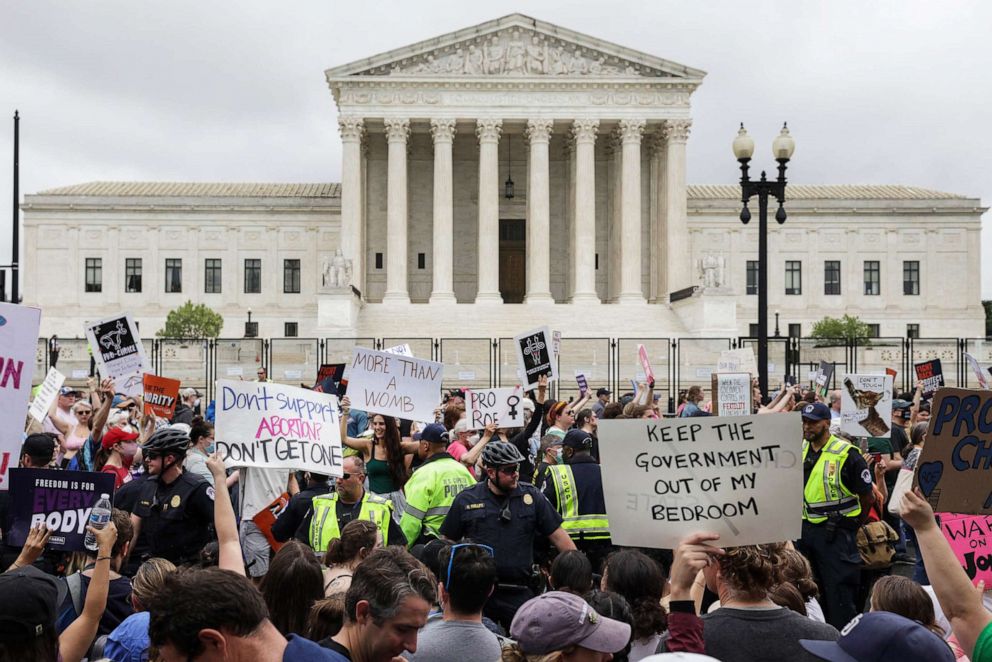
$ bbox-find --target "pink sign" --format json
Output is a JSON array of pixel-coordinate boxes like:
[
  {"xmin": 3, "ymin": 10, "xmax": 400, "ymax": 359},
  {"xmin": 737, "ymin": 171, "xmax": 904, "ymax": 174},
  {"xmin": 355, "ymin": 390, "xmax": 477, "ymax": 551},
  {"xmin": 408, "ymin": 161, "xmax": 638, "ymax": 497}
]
[
  {"xmin": 939, "ymin": 513, "xmax": 992, "ymax": 584},
  {"xmin": 637, "ymin": 345, "xmax": 655, "ymax": 384}
]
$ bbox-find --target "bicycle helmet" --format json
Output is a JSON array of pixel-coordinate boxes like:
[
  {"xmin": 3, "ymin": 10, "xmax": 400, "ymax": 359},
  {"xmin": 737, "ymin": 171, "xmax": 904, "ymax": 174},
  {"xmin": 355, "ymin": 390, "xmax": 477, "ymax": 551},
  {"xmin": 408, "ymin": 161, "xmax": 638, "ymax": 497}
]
[
  {"xmin": 481, "ymin": 440, "xmax": 526, "ymax": 467},
  {"xmin": 143, "ymin": 426, "xmax": 191, "ymax": 456}
]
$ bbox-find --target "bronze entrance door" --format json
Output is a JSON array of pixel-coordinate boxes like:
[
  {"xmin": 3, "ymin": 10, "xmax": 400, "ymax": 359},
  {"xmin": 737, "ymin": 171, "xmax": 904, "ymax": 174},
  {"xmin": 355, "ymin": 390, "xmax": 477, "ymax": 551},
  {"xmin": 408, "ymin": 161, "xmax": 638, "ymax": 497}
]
[{"xmin": 498, "ymin": 219, "xmax": 526, "ymax": 303}]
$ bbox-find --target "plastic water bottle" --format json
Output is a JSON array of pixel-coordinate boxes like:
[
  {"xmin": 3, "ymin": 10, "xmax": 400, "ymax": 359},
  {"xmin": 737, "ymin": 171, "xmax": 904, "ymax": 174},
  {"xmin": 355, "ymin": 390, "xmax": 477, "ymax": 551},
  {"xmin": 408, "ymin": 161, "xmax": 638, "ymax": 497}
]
[{"xmin": 83, "ymin": 494, "xmax": 112, "ymax": 552}]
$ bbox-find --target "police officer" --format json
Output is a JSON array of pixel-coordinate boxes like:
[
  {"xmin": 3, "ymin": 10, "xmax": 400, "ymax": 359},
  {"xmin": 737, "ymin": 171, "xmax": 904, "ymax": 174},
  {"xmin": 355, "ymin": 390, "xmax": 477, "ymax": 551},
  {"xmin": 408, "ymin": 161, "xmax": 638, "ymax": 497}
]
[
  {"xmin": 542, "ymin": 429, "xmax": 611, "ymax": 570},
  {"xmin": 794, "ymin": 401, "xmax": 874, "ymax": 629},
  {"xmin": 440, "ymin": 440, "xmax": 575, "ymax": 629},
  {"xmin": 270, "ymin": 471, "xmax": 331, "ymax": 544},
  {"xmin": 306, "ymin": 455, "xmax": 406, "ymax": 554},
  {"xmin": 130, "ymin": 427, "xmax": 215, "ymax": 566},
  {"xmin": 399, "ymin": 423, "xmax": 475, "ymax": 547}
]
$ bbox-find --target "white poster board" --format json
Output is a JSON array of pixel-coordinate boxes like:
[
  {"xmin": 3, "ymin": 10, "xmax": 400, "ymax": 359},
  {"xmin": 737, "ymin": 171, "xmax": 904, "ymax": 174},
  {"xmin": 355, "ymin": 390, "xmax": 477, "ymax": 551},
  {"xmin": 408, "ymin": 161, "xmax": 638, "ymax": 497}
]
[
  {"xmin": 383, "ymin": 343, "xmax": 414, "ymax": 358},
  {"xmin": 513, "ymin": 326, "xmax": 559, "ymax": 389},
  {"xmin": 346, "ymin": 347, "xmax": 443, "ymax": 422},
  {"xmin": 0, "ymin": 303, "xmax": 42, "ymax": 489},
  {"xmin": 711, "ymin": 373, "xmax": 752, "ymax": 417},
  {"xmin": 964, "ymin": 352, "xmax": 989, "ymax": 389},
  {"xmin": 841, "ymin": 374, "xmax": 893, "ymax": 438},
  {"xmin": 464, "ymin": 387, "xmax": 525, "ymax": 429},
  {"xmin": 599, "ymin": 415, "xmax": 803, "ymax": 548},
  {"xmin": 29, "ymin": 368, "xmax": 66, "ymax": 423},
  {"xmin": 84, "ymin": 313, "xmax": 149, "ymax": 397},
  {"xmin": 215, "ymin": 380, "xmax": 343, "ymax": 476},
  {"xmin": 717, "ymin": 347, "xmax": 757, "ymax": 376}
]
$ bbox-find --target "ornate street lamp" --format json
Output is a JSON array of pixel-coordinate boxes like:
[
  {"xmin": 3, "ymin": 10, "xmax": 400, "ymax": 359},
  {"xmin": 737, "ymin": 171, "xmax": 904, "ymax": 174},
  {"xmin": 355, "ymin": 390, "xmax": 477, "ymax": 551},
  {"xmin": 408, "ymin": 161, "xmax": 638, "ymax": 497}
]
[
  {"xmin": 734, "ymin": 123, "xmax": 795, "ymax": 399},
  {"xmin": 504, "ymin": 134, "xmax": 515, "ymax": 199}
]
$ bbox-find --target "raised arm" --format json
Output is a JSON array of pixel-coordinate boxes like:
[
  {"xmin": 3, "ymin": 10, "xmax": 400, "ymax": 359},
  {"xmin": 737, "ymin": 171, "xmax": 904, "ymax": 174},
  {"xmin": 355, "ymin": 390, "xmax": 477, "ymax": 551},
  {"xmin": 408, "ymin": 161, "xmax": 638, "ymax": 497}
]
[
  {"xmin": 910, "ymin": 381, "xmax": 924, "ymax": 427},
  {"xmin": 461, "ymin": 422, "xmax": 497, "ymax": 468},
  {"xmin": 207, "ymin": 452, "xmax": 245, "ymax": 576},
  {"xmin": 338, "ymin": 396, "xmax": 372, "ymax": 454},
  {"xmin": 60, "ymin": 522, "xmax": 118, "ymax": 662},
  {"xmin": 46, "ymin": 396, "xmax": 70, "ymax": 435},
  {"xmin": 90, "ymin": 378, "xmax": 116, "ymax": 446}
]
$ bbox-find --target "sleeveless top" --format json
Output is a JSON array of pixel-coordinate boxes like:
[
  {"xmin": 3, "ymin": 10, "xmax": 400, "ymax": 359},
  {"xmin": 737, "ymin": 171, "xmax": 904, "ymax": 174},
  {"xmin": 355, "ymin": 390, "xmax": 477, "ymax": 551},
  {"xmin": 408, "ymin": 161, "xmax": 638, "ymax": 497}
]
[{"xmin": 367, "ymin": 439, "xmax": 397, "ymax": 494}]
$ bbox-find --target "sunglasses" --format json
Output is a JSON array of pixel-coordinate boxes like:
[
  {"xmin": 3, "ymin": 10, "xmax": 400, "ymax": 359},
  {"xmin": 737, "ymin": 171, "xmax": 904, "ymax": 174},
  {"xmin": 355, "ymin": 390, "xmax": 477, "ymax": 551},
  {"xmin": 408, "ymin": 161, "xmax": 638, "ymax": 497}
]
[
  {"xmin": 77, "ymin": 410, "xmax": 92, "ymax": 415},
  {"xmin": 497, "ymin": 464, "xmax": 519, "ymax": 476},
  {"xmin": 445, "ymin": 543, "xmax": 495, "ymax": 589}
]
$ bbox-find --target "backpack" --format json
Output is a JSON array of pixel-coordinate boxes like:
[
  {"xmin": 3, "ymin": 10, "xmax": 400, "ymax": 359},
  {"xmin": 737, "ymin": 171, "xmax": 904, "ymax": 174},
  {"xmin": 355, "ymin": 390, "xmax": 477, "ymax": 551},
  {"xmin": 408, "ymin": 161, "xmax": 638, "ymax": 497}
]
[{"xmin": 856, "ymin": 520, "xmax": 899, "ymax": 569}]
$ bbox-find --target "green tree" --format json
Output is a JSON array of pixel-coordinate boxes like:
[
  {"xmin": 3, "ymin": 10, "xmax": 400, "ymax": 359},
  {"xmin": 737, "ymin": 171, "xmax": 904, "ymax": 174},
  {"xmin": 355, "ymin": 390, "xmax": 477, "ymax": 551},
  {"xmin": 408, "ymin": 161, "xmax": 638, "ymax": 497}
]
[
  {"xmin": 157, "ymin": 300, "xmax": 224, "ymax": 339},
  {"xmin": 809, "ymin": 314, "xmax": 872, "ymax": 341},
  {"xmin": 984, "ymin": 300, "xmax": 992, "ymax": 337}
]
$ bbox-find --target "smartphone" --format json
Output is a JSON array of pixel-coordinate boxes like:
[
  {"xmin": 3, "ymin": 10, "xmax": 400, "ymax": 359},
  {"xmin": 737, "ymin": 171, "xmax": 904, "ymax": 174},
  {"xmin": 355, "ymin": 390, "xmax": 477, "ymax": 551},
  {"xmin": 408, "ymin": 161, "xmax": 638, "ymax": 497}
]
[{"xmin": 869, "ymin": 452, "xmax": 882, "ymax": 463}]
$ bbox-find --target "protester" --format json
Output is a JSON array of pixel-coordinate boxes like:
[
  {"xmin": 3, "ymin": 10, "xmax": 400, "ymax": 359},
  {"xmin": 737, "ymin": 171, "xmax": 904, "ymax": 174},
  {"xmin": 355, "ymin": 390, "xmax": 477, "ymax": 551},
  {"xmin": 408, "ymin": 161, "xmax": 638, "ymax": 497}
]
[
  {"xmin": 171, "ymin": 388, "xmax": 199, "ymax": 426},
  {"xmin": 602, "ymin": 549, "xmax": 668, "ymax": 660},
  {"xmin": 0, "ymin": 434, "xmax": 59, "ymax": 573},
  {"xmin": 591, "ymin": 388, "xmax": 611, "ymax": 418},
  {"xmin": 550, "ymin": 550, "xmax": 594, "ymax": 596},
  {"xmin": 95, "ymin": 426, "xmax": 140, "ymax": 489},
  {"xmin": 799, "ymin": 611, "xmax": 954, "ymax": 662},
  {"xmin": 339, "ymin": 396, "xmax": 418, "ymax": 506},
  {"xmin": 182, "ymin": 419, "xmax": 215, "ymax": 485},
  {"xmin": 679, "ymin": 386, "xmax": 704, "ymax": 417},
  {"xmin": 585, "ymin": 590, "xmax": 636, "ymax": 661},
  {"xmin": 260, "ymin": 541, "xmax": 325, "ymax": 637},
  {"xmin": 776, "ymin": 547, "xmax": 825, "ymax": 623},
  {"xmin": 533, "ymin": 432, "xmax": 564, "ymax": 489},
  {"xmin": 503, "ymin": 591, "xmax": 631, "ymax": 661},
  {"xmin": 103, "ymin": 557, "xmax": 177, "ymax": 662},
  {"xmin": 869, "ymin": 575, "xmax": 943, "ymax": 636},
  {"xmin": 323, "ymin": 520, "xmax": 380, "ymax": 596}
]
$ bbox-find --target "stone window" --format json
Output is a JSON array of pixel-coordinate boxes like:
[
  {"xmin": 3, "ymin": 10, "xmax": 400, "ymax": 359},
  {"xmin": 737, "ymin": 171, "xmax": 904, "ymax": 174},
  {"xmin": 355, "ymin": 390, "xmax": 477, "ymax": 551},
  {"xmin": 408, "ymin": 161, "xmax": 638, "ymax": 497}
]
[
  {"xmin": 284, "ymin": 259, "xmax": 301, "ymax": 294},
  {"xmin": 903, "ymin": 260, "xmax": 920, "ymax": 295},
  {"xmin": 284, "ymin": 322, "xmax": 298, "ymax": 338},
  {"xmin": 125, "ymin": 258, "xmax": 141, "ymax": 293},
  {"xmin": 244, "ymin": 259, "xmax": 262, "ymax": 294},
  {"xmin": 906, "ymin": 323, "xmax": 920, "ymax": 339},
  {"xmin": 165, "ymin": 258, "xmax": 182, "ymax": 293},
  {"xmin": 788, "ymin": 323, "xmax": 801, "ymax": 338},
  {"xmin": 746, "ymin": 261, "xmax": 758, "ymax": 295},
  {"xmin": 824, "ymin": 260, "xmax": 841, "ymax": 295},
  {"xmin": 785, "ymin": 261, "xmax": 802, "ymax": 295},
  {"xmin": 85, "ymin": 258, "xmax": 102, "ymax": 293},
  {"xmin": 205, "ymin": 259, "xmax": 222, "ymax": 294},
  {"xmin": 867, "ymin": 323, "xmax": 881, "ymax": 338},
  {"xmin": 864, "ymin": 261, "xmax": 881, "ymax": 295}
]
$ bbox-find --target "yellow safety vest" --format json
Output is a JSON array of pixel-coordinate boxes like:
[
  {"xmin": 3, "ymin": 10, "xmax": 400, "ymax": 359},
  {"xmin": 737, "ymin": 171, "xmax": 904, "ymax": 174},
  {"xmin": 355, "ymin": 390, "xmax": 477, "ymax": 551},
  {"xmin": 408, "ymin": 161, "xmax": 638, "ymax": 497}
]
[
  {"xmin": 309, "ymin": 491, "xmax": 392, "ymax": 552},
  {"xmin": 548, "ymin": 464, "xmax": 610, "ymax": 541},
  {"xmin": 802, "ymin": 436, "xmax": 862, "ymax": 524}
]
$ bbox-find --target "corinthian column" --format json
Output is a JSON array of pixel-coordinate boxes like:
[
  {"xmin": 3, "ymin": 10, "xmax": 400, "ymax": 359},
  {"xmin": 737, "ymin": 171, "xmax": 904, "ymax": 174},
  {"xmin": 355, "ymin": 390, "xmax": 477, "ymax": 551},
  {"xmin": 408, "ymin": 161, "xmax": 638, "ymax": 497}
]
[
  {"xmin": 617, "ymin": 119, "xmax": 646, "ymax": 304},
  {"xmin": 382, "ymin": 118, "xmax": 410, "ymax": 304},
  {"xmin": 338, "ymin": 116, "xmax": 365, "ymax": 294},
  {"xmin": 571, "ymin": 119, "xmax": 599, "ymax": 302},
  {"xmin": 475, "ymin": 118, "xmax": 503, "ymax": 303},
  {"xmin": 662, "ymin": 119, "xmax": 692, "ymax": 298},
  {"xmin": 525, "ymin": 118, "xmax": 554, "ymax": 304},
  {"xmin": 429, "ymin": 119, "xmax": 456, "ymax": 303}
]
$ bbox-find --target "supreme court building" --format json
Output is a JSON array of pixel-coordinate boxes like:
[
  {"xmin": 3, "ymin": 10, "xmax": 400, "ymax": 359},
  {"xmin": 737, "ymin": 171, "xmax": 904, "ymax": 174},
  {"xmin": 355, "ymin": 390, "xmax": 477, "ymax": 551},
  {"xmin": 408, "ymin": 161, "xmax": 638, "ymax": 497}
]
[{"xmin": 22, "ymin": 14, "xmax": 987, "ymax": 342}]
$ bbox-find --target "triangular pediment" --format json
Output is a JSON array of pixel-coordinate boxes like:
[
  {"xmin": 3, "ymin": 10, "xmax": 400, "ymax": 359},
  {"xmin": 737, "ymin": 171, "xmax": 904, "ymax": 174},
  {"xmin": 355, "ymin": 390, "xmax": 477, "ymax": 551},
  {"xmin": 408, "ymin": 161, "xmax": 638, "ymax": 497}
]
[{"xmin": 326, "ymin": 13, "xmax": 705, "ymax": 81}]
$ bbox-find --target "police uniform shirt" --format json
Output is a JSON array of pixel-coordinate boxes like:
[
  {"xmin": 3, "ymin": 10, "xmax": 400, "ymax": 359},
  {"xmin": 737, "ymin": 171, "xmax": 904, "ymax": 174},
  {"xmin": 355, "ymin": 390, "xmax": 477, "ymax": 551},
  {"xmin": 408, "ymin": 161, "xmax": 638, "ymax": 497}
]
[
  {"xmin": 803, "ymin": 442, "xmax": 873, "ymax": 526},
  {"xmin": 271, "ymin": 481, "xmax": 331, "ymax": 543},
  {"xmin": 333, "ymin": 496, "xmax": 407, "ymax": 547},
  {"xmin": 541, "ymin": 455, "xmax": 608, "ymax": 521},
  {"xmin": 440, "ymin": 480, "xmax": 563, "ymax": 583},
  {"xmin": 134, "ymin": 473, "xmax": 215, "ymax": 563}
]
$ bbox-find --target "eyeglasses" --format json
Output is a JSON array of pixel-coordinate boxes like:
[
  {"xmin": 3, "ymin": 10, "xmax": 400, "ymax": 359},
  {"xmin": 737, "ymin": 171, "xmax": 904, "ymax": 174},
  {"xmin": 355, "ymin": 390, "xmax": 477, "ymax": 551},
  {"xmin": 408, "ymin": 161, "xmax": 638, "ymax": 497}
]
[
  {"xmin": 445, "ymin": 543, "xmax": 495, "ymax": 589},
  {"xmin": 497, "ymin": 464, "xmax": 519, "ymax": 476},
  {"xmin": 564, "ymin": 410, "xmax": 575, "ymax": 416}
]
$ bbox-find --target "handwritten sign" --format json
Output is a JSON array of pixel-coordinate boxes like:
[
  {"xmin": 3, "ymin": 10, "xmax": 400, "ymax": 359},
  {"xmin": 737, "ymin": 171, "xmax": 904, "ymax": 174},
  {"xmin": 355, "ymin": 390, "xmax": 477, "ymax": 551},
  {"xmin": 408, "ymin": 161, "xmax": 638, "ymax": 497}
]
[
  {"xmin": 711, "ymin": 373, "xmax": 752, "ymax": 417},
  {"xmin": 638, "ymin": 345, "xmax": 655, "ymax": 384},
  {"xmin": 813, "ymin": 361, "xmax": 835, "ymax": 397},
  {"xmin": 0, "ymin": 303, "xmax": 42, "ymax": 489},
  {"xmin": 718, "ymin": 347, "xmax": 757, "ymax": 376},
  {"xmin": 7, "ymin": 468, "xmax": 116, "ymax": 551},
  {"xmin": 215, "ymin": 380, "xmax": 343, "ymax": 476},
  {"xmin": 940, "ymin": 513, "xmax": 992, "ymax": 583},
  {"xmin": 841, "ymin": 374, "xmax": 893, "ymax": 438},
  {"xmin": 514, "ymin": 326, "xmax": 558, "ymax": 389},
  {"xmin": 598, "ymin": 415, "xmax": 803, "ymax": 548},
  {"xmin": 85, "ymin": 313, "xmax": 149, "ymax": 397},
  {"xmin": 965, "ymin": 353, "xmax": 989, "ymax": 389},
  {"xmin": 914, "ymin": 388, "xmax": 992, "ymax": 515},
  {"xmin": 914, "ymin": 359, "xmax": 945, "ymax": 398},
  {"xmin": 383, "ymin": 343, "xmax": 414, "ymax": 357},
  {"xmin": 29, "ymin": 367, "xmax": 66, "ymax": 423},
  {"xmin": 346, "ymin": 347, "xmax": 443, "ymax": 423},
  {"xmin": 465, "ymin": 387, "xmax": 524, "ymax": 430},
  {"xmin": 143, "ymin": 373, "xmax": 181, "ymax": 418}
]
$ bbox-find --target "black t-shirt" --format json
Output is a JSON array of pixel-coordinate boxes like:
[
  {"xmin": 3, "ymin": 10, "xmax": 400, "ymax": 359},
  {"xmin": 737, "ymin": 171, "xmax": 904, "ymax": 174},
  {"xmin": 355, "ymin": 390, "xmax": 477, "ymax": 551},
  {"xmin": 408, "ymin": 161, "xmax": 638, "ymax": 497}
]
[{"xmin": 318, "ymin": 637, "xmax": 352, "ymax": 660}]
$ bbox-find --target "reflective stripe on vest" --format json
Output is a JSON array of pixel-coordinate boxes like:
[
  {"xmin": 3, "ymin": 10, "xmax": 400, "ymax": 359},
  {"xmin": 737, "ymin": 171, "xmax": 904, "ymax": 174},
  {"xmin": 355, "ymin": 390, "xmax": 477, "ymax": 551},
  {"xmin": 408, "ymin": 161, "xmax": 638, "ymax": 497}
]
[
  {"xmin": 308, "ymin": 492, "xmax": 392, "ymax": 552},
  {"xmin": 802, "ymin": 436, "xmax": 861, "ymax": 523},
  {"xmin": 548, "ymin": 464, "xmax": 610, "ymax": 541}
]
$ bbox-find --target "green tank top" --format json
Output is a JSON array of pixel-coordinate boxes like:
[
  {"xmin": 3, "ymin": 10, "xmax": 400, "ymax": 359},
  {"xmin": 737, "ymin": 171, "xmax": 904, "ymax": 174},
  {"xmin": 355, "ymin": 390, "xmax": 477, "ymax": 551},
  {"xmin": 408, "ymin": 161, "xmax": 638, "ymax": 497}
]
[{"xmin": 367, "ymin": 441, "xmax": 397, "ymax": 494}]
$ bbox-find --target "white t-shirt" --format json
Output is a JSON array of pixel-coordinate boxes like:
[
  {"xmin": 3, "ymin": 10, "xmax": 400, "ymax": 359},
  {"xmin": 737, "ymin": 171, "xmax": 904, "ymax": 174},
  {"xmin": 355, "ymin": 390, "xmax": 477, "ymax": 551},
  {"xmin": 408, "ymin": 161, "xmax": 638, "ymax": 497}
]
[{"xmin": 239, "ymin": 467, "xmax": 290, "ymax": 520}]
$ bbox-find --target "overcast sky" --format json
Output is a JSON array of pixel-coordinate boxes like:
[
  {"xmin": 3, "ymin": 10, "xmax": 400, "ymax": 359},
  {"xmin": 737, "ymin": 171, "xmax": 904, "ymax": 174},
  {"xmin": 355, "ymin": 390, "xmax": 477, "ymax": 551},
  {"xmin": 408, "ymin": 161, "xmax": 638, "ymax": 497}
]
[{"xmin": 2, "ymin": 1, "xmax": 990, "ymax": 298}]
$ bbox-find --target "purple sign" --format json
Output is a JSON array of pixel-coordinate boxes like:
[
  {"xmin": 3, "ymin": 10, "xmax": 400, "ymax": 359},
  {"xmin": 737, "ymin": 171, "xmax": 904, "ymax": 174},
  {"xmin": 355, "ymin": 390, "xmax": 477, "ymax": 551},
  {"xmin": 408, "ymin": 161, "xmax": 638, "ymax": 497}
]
[{"xmin": 7, "ymin": 468, "xmax": 116, "ymax": 551}]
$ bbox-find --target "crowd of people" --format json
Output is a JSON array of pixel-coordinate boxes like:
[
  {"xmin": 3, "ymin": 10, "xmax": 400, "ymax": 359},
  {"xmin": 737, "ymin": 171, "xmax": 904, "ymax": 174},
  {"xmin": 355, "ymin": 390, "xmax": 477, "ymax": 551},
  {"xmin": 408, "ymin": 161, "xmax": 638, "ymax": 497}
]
[{"xmin": 1, "ymin": 369, "xmax": 990, "ymax": 662}]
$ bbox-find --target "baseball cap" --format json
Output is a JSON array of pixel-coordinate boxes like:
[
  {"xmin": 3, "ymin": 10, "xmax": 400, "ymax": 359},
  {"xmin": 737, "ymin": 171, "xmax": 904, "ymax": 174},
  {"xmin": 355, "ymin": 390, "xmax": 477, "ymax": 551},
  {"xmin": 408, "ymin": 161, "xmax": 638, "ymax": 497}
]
[
  {"xmin": 414, "ymin": 423, "xmax": 448, "ymax": 444},
  {"xmin": 596, "ymin": 388, "xmax": 611, "ymax": 397},
  {"xmin": 800, "ymin": 402, "xmax": 831, "ymax": 421},
  {"xmin": 179, "ymin": 387, "xmax": 198, "ymax": 399},
  {"xmin": 511, "ymin": 591, "xmax": 631, "ymax": 655},
  {"xmin": 0, "ymin": 565, "xmax": 67, "ymax": 640},
  {"xmin": 102, "ymin": 426, "xmax": 140, "ymax": 450},
  {"xmin": 800, "ymin": 611, "xmax": 954, "ymax": 662},
  {"xmin": 58, "ymin": 386, "xmax": 80, "ymax": 397},
  {"xmin": 20, "ymin": 434, "xmax": 56, "ymax": 465},
  {"xmin": 562, "ymin": 429, "xmax": 594, "ymax": 450}
]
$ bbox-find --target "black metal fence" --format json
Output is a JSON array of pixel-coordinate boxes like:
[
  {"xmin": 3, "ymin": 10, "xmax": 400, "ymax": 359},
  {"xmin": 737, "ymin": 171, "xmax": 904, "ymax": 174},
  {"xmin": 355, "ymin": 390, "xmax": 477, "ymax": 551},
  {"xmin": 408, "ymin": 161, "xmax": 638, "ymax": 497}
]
[{"xmin": 36, "ymin": 336, "xmax": 992, "ymax": 408}]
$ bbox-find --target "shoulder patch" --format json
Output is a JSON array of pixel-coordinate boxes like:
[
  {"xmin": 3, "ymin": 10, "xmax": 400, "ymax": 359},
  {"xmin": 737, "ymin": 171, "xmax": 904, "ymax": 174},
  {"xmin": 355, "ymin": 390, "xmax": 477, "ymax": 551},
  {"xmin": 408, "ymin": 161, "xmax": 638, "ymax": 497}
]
[
  {"xmin": 861, "ymin": 469, "xmax": 872, "ymax": 485},
  {"xmin": 466, "ymin": 503, "xmax": 486, "ymax": 510}
]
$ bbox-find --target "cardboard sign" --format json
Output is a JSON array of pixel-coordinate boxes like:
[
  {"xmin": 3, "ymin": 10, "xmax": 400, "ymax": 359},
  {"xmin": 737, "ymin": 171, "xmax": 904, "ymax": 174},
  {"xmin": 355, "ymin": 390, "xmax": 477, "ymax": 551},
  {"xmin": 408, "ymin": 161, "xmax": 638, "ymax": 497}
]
[
  {"xmin": 841, "ymin": 374, "xmax": 894, "ymax": 438},
  {"xmin": 251, "ymin": 491, "xmax": 291, "ymax": 552},
  {"xmin": 813, "ymin": 361, "xmax": 835, "ymax": 397},
  {"xmin": 6, "ymin": 468, "xmax": 116, "ymax": 551},
  {"xmin": 552, "ymin": 331, "xmax": 562, "ymax": 360},
  {"xmin": 965, "ymin": 353, "xmax": 989, "ymax": 389},
  {"xmin": 346, "ymin": 347, "xmax": 443, "ymax": 423},
  {"xmin": 638, "ymin": 345, "xmax": 655, "ymax": 384},
  {"xmin": 383, "ymin": 343, "xmax": 414, "ymax": 357},
  {"xmin": 215, "ymin": 380, "xmax": 344, "ymax": 476},
  {"xmin": 711, "ymin": 373, "xmax": 752, "ymax": 417},
  {"xmin": 939, "ymin": 513, "xmax": 992, "ymax": 583},
  {"xmin": 314, "ymin": 363, "xmax": 346, "ymax": 395},
  {"xmin": 717, "ymin": 348, "xmax": 757, "ymax": 376},
  {"xmin": 85, "ymin": 313, "xmax": 149, "ymax": 397},
  {"xmin": 0, "ymin": 303, "xmax": 42, "ymax": 489},
  {"xmin": 513, "ymin": 326, "xmax": 558, "ymax": 389},
  {"xmin": 915, "ymin": 359, "xmax": 945, "ymax": 398},
  {"xmin": 576, "ymin": 373, "xmax": 589, "ymax": 395},
  {"xmin": 28, "ymin": 367, "xmax": 66, "ymax": 423},
  {"xmin": 598, "ymin": 415, "xmax": 803, "ymax": 548},
  {"xmin": 143, "ymin": 373, "xmax": 181, "ymax": 418},
  {"xmin": 914, "ymin": 388, "xmax": 992, "ymax": 515},
  {"xmin": 464, "ymin": 387, "xmax": 525, "ymax": 430}
]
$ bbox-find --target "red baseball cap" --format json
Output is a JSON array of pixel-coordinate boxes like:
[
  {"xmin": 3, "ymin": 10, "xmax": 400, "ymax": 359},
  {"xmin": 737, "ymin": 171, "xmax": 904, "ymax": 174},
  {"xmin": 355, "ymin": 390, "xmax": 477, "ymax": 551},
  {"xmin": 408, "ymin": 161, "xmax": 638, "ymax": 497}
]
[{"xmin": 101, "ymin": 426, "xmax": 139, "ymax": 450}]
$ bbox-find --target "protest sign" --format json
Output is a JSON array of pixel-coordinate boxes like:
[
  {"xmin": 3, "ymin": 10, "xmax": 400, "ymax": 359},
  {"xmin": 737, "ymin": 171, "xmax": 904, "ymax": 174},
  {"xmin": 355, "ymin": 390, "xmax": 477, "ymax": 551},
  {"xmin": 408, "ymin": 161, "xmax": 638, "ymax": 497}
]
[
  {"xmin": 841, "ymin": 374, "xmax": 893, "ymax": 438},
  {"xmin": 383, "ymin": 343, "xmax": 413, "ymax": 357},
  {"xmin": 552, "ymin": 331, "xmax": 562, "ymax": 360},
  {"xmin": 913, "ymin": 388, "xmax": 992, "ymax": 515},
  {"xmin": 346, "ymin": 347, "xmax": 443, "ymax": 422},
  {"xmin": 717, "ymin": 347, "xmax": 757, "ymax": 376},
  {"xmin": 143, "ymin": 373, "xmax": 181, "ymax": 418},
  {"xmin": 465, "ymin": 387, "xmax": 525, "ymax": 430},
  {"xmin": 576, "ymin": 373, "xmax": 589, "ymax": 395},
  {"xmin": 638, "ymin": 345, "xmax": 655, "ymax": 384},
  {"xmin": 813, "ymin": 361, "xmax": 835, "ymax": 397},
  {"xmin": 28, "ymin": 367, "xmax": 66, "ymax": 423},
  {"xmin": 252, "ymin": 491, "xmax": 291, "ymax": 552},
  {"xmin": 513, "ymin": 326, "xmax": 558, "ymax": 389},
  {"xmin": 964, "ymin": 353, "xmax": 989, "ymax": 389},
  {"xmin": 886, "ymin": 367, "xmax": 898, "ymax": 383},
  {"xmin": 711, "ymin": 373, "xmax": 752, "ymax": 417},
  {"xmin": 939, "ymin": 513, "xmax": 992, "ymax": 583},
  {"xmin": 914, "ymin": 359, "xmax": 945, "ymax": 397},
  {"xmin": 85, "ymin": 313, "xmax": 149, "ymax": 397},
  {"xmin": 0, "ymin": 302, "xmax": 41, "ymax": 489},
  {"xmin": 215, "ymin": 380, "xmax": 344, "ymax": 477},
  {"xmin": 598, "ymin": 415, "xmax": 803, "ymax": 548},
  {"xmin": 314, "ymin": 363, "xmax": 346, "ymax": 395},
  {"xmin": 7, "ymin": 468, "xmax": 116, "ymax": 551}
]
